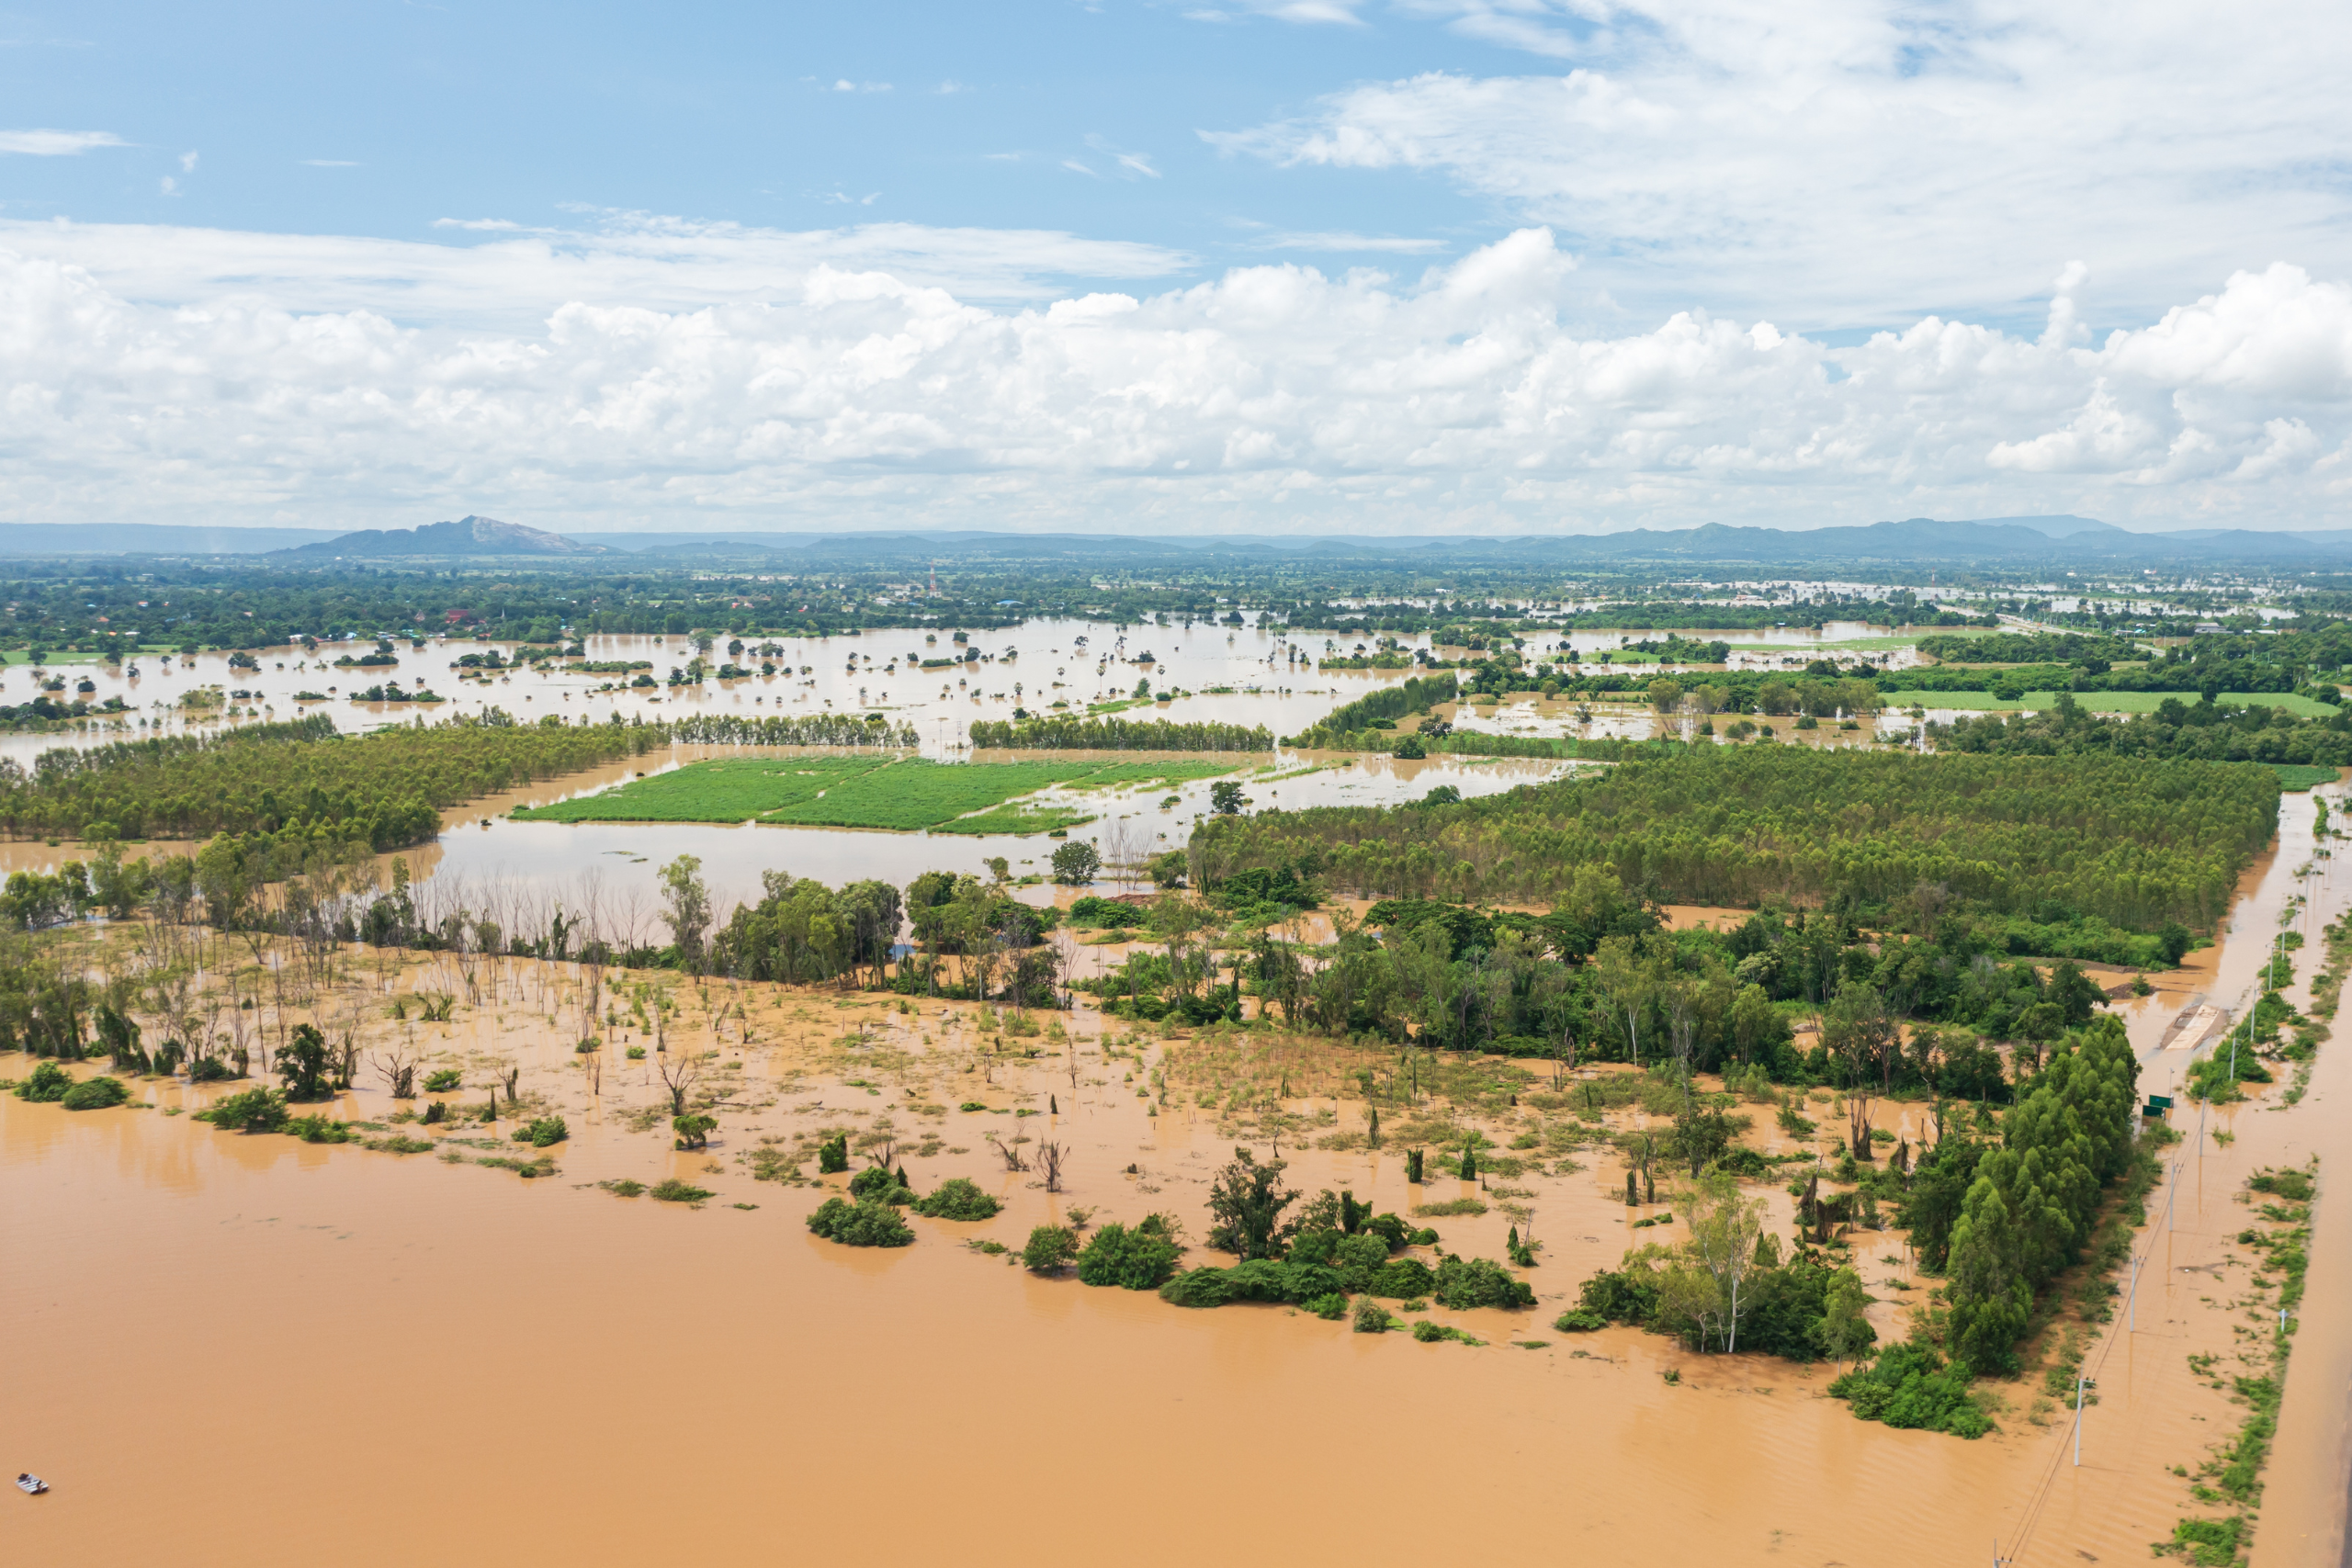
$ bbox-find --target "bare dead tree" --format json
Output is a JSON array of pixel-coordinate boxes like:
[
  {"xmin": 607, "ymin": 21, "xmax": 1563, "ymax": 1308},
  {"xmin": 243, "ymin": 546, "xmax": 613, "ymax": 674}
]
[
  {"xmin": 1847, "ymin": 1089, "xmax": 1875, "ymax": 1162},
  {"xmin": 375, "ymin": 1044, "xmax": 419, "ymax": 1099},
  {"xmin": 1035, "ymin": 1139, "xmax": 1067, "ymax": 1192},
  {"xmin": 656, "ymin": 1051, "xmax": 703, "ymax": 1116},
  {"xmin": 986, "ymin": 1131, "xmax": 1030, "ymax": 1172}
]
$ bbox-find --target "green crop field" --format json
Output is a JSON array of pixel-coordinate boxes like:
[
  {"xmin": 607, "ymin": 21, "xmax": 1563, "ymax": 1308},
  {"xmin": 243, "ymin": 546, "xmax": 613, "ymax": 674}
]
[
  {"xmin": 2272, "ymin": 763, "xmax": 2340, "ymax": 792},
  {"xmin": 1061, "ymin": 760, "xmax": 1243, "ymax": 791},
  {"xmin": 933, "ymin": 804, "xmax": 1100, "ymax": 835},
  {"xmin": 513, "ymin": 756, "xmax": 891, "ymax": 823},
  {"xmin": 516, "ymin": 753, "xmax": 1238, "ymax": 833}
]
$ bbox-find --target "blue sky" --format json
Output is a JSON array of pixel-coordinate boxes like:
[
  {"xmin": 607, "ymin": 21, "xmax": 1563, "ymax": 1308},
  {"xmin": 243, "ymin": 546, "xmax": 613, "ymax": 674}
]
[
  {"xmin": 2, "ymin": 5, "xmax": 1502, "ymax": 293},
  {"xmin": 1, "ymin": 1, "xmax": 2349, "ymax": 536}
]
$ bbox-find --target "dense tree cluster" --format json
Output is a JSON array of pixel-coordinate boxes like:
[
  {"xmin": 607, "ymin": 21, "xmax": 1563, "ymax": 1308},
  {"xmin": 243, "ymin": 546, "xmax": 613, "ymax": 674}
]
[
  {"xmin": 1195, "ymin": 747, "xmax": 2273, "ymax": 933},
  {"xmin": 0, "ymin": 714, "xmax": 664, "ymax": 848}
]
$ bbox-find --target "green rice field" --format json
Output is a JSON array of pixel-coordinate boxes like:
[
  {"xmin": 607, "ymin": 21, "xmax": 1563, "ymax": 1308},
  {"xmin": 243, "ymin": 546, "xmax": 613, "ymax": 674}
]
[{"xmin": 514, "ymin": 754, "xmax": 1242, "ymax": 833}]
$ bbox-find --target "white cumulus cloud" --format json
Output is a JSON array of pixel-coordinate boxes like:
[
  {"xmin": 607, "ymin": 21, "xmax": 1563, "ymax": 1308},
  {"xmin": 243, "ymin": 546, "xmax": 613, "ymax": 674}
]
[
  {"xmin": 0, "ymin": 225, "xmax": 2347, "ymax": 534},
  {"xmin": 1204, "ymin": 0, "xmax": 2352, "ymax": 329}
]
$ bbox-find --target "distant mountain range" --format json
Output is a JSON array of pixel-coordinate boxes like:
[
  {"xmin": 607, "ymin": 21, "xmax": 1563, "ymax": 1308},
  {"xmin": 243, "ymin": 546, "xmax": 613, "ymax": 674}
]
[
  {"xmin": 5, "ymin": 513, "xmax": 2352, "ymax": 568},
  {"xmin": 275, "ymin": 515, "xmax": 613, "ymax": 558}
]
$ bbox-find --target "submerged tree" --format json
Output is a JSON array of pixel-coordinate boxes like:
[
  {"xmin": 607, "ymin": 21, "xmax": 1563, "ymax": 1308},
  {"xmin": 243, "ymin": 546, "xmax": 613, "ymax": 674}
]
[{"xmin": 1205, "ymin": 1146, "xmax": 1300, "ymax": 1261}]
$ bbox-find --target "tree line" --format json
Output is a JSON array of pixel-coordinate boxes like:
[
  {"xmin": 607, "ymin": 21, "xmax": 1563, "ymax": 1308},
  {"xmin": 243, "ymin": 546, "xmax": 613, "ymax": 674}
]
[{"xmin": 967, "ymin": 715, "xmax": 1273, "ymax": 752}]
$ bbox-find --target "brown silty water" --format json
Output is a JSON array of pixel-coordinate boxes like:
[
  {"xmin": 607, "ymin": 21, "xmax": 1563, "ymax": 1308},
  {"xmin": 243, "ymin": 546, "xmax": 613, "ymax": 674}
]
[{"xmin": 3, "ymin": 786, "xmax": 2346, "ymax": 1567}]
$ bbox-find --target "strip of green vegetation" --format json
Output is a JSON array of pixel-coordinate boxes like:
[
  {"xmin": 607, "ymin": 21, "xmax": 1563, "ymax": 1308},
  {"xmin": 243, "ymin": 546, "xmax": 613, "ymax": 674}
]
[
  {"xmin": 1062, "ymin": 760, "xmax": 1244, "ymax": 791},
  {"xmin": 514, "ymin": 755, "xmax": 889, "ymax": 823},
  {"xmin": 932, "ymin": 805, "xmax": 1100, "ymax": 836},
  {"xmin": 2159, "ymin": 1163, "xmax": 2312, "ymax": 1565},
  {"xmin": 1896, "ymin": 690, "xmax": 2339, "ymax": 717}
]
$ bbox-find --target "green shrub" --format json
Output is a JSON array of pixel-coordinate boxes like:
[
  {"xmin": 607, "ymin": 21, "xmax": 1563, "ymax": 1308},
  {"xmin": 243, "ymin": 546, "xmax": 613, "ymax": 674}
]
[
  {"xmin": 59, "ymin": 1074, "xmax": 130, "ymax": 1111},
  {"xmin": 513, "ymin": 1115, "xmax": 568, "ymax": 1148},
  {"xmin": 913, "ymin": 1178, "xmax": 1001, "ymax": 1221},
  {"xmin": 649, "ymin": 1178, "xmax": 714, "ymax": 1203},
  {"xmin": 200, "ymin": 1085, "xmax": 289, "ymax": 1133},
  {"xmin": 1156, "ymin": 1258, "xmax": 1346, "ymax": 1308},
  {"xmin": 2251, "ymin": 1168, "xmax": 2314, "ymax": 1201},
  {"xmin": 1368, "ymin": 1258, "xmax": 1436, "ymax": 1298},
  {"xmin": 16, "ymin": 1061, "xmax": 73, "ymax": 1102},
  {"xmin": 422, "ymin": 1068, "xmax": 463, "ymax": 1092},
  {"xmin": 1433, "ymin": 1257, "xmax": 1536, "ymax": 1310},
  {"xmin": 1411, "ymin": 1319, "xmax": 1480, "ymax": 1345},
  {"xmin": 1304, "ymin": 1292, "xmax": 1350, "ymax": 1320},
  {"xmin": 1828, "ymin": 1343, "xmax": 1992, "ymax": 1438},
  {"xmin": 1159, "ymin": 1267, "xmax": 1235, "ymax": 1308},
  {"xmin": 1351, "ymin": 1297, "xmax": 1396, "ymax": 1334},
  {"xmin": 673, "ymin": 1112, "xmax": 717, "ymax": 1150},
  {"xmin": 816, "ymin": 1134, "xmax": 851, "ymax": 1174},
  {"xmin": 626, "ymin": 1046, "xmax": 646, "ymax": 1061},
  {"xmin": 849, "ymin": 1164, "xmax": 912, "ymax": 1204},
  {"xmin": 288, "ymin": 1113, "xmax": 355, "ymax": 1143},
  {"xmin": 1075, "ymin": 1223, "xmax": 1182, "ymax": 1290},
  {"xmin": 1288, "ymin": 1227, "xmax": 1394, "ymax": 1288},
  {"xmin": 598, "ymin": 1178, "xmax": 648, "ymax": 1197},
  {"xmin": 1022, "ymin": 1224, "xmax": 1080, "ymax": 1272},
  {"xmin": 1360, "ymin": 1212, "xmax": 1410, "ymax": 1250},
  {"xmin": 808, "ymin": 1195, "xmax": 916, "ymax": 1247},
  {"xmin": 1553, "ymin": 1309, "xmax": 1609, "ymax": 1332},
  {"xmin": 1577, "ymin": 1268, "xmax": 1662, "ymax": 1324},
  {"xmin": 2161, "ymin": 1516, "xmax": 2245, "ymax": 1566}
]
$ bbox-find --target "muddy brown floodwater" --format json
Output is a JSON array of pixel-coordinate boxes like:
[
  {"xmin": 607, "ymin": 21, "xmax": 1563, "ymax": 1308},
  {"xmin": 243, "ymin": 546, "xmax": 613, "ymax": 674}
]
[{"xmin": 5, "ymin": 786, "xmax": 2351, "ymax": 1568}]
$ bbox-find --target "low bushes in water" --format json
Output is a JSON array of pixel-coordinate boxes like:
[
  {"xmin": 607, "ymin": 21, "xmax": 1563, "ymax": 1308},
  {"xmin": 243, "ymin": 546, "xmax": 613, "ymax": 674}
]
[
  {"xmin": 1352, "ymin": 1297, "xmax": 1396, "ymax": 1334},
  {"xmin": 1289, "ymin": 1228, "xmax": 1398, "ymax": 1292},
  {"xmin": 199, "ymin": 1086, "xmax": 289, "ymax": 1133},
  {"xmin": 1157, "ymin": 1258, "xmax": 1349, "ymax": 1309},
  {"xmin": 649, "ymin": 1179, "xmax": 714, "ymax": 1203},
  {"xmin": 1432, "ymin": 1256, "xmax": 1536, "ymax": 1311},
  {"xmin": 513, "ymin": 1115, "xmax": 568, "ymax": 1148},
  {"xmin": 1411, "ymin": 1320, "xmax": 1482, "ymax": 1346},
  {"xmin": 289, "ymin": 1114, "xmax": 356, "ymax": 1143},
  {"xmin": 808, "ymin": 1195, "xmax": 915, "ymax": 1247},
  {"xmin": 1827, "ymin": 1343, "xmax": 1993, "ymax": 1438},
  {"xmin": 1368, "ymin": 1258, "xmax": 1436, "ymax": 1299},
  {"xmin": 848, "ymin": 1164, "xmax": 913, "ymax": 1204},
  {"xmin": 422, "ymin": 1068, "xmax": 463, "ymax": 1093},
  {"xmin": 60, "ymin": 1074, "xmax": 130, "ymax": 1111},
  {"xmin": 15, "ymin": 1061, "xmax": 73, "ymax": 1102},
  {"xmin": 816, "ymin": 1134, "xmax": 851, "ymax": 1174},
  {"xmin": 1022, "ymin": 1225, "xmax": 1080, "ymax": 1272},
  {"xmin": 913, "ymin": 1178, "xmax": 1001, "ymax": 1221},
  {"xmin": 1553, "ymin": 1309, "xmax": 1609, "ymax": 1332},
  {"xmin": 1075, "ymin": 1221, "xmax": 1182, "ymax": 1290},
  {"xmin": 672, "ymin": 1112, "xmax": 717, "ymax": 1150}
]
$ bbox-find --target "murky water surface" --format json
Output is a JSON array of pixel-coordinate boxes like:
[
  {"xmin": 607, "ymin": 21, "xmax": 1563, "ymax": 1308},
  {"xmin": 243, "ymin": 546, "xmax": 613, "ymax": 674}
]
[{"xmin": 6, "ymin": 786, "xmax": 2349, "ymax": 1565}]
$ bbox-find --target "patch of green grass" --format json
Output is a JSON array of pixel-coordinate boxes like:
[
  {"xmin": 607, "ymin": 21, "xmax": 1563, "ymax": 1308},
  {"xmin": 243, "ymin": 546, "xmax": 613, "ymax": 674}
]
[
  {"xmin": 514, "ymin": 755, "xmax": 890, "ymax": 823},
  {"xmin": 759, "ymin": 758, "xmax": 1111, "ymax": 830},
  {"xmin": 932, "ymin": 805, "xmax": 1098, "ymax": 836},
  {"xmin": 650, "ymin": 1178, "xmax": 714, "ymax": 1203},
  {"xmin": 2271, "ymin": 763, "xmax": 2338, "ymax": 791}
]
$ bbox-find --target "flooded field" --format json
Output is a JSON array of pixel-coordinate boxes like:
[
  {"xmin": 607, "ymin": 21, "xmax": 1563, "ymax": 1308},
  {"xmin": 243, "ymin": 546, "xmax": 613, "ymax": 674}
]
[
  {"xmin": 0, "ymin": 615, "xmax": 1951, "ymax": 772},
  {"xmin": 4, "ymin": 779, "xmax": 2346, "ymax": 1566}
]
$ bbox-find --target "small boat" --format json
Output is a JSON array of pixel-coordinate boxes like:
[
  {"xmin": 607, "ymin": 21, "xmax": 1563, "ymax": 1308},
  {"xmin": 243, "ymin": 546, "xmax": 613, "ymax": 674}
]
[{"xmin": 16, "ymin": 1472, "xmax": 48, "ymax": 1495}]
